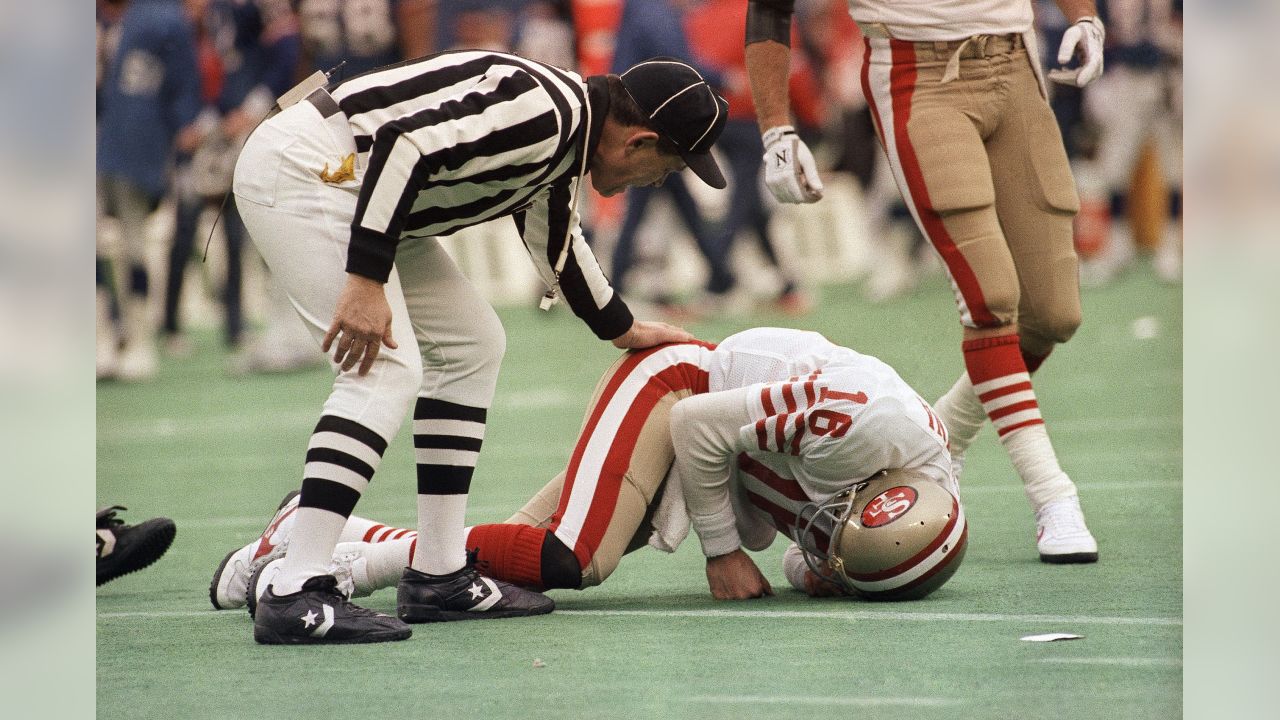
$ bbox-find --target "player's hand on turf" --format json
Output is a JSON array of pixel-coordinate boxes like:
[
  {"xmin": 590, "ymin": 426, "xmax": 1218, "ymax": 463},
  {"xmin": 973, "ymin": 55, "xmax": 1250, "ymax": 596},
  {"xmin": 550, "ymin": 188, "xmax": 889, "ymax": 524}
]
[
  {"xmin": 1049, "ymin": 16, "xmax": 1105, "ymax": 87},
  {"xmin": 706, "ymin": 549, "xmax": 774, "ymax": 600},
  {"xmin": 761, "ymin": 125, "xmax": 823, "ymax": 204},
  {"xmin": 323, "ymin": 273, "xmax": 398, "ymax": 376},
  {"xmin": 611, "ymin": 320, "xmax": 694, "ymax": 350}
]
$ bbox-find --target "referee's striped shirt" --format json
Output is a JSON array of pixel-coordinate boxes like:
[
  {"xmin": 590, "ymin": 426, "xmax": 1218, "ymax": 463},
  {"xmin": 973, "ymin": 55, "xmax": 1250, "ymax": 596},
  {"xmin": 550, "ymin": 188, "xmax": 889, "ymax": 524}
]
[{"xmin": 328, "ymin": 50, "xmax": 631, "ymax": 339}]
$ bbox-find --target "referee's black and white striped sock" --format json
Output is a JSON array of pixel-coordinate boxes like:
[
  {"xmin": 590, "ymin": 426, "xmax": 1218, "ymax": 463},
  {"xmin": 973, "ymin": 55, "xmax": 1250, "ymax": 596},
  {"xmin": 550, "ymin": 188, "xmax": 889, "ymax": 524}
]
[
  {"xmin": 271, "ymin": 415, "xmax": 388, "ymax": 595},
  {"xmin": 411, "ymin": 398, "xmax": 485, "ymax": 576}
]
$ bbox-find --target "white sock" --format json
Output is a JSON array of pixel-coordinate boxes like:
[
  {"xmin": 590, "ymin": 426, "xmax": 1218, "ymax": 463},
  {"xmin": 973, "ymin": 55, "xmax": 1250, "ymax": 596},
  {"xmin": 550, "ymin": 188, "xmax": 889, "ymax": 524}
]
[
  {"xmin": 412, "ymin": 494, "xmax": 469, "ymax": 575},
  {"xmin": 271, "ymin": 507, "xmax": 350, "ymax": 595},
  {"xmin": 270, "ymin": 415, "xmax": 384, "ymax": 594},
  {"xmin": 1000, "ymin": 425, "xmax": 1079, "ymax": 511},
  {"xmin": 333, "ymin": 540, "xmax": 408, "ymax": 595},
  {"xmin": 933, "ymin": 372, "xmax": 987, "ymax": 457}
]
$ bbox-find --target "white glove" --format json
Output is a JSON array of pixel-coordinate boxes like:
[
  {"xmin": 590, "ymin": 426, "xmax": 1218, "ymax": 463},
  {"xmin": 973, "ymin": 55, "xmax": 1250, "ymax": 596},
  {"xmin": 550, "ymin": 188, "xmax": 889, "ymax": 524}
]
[
  {"xmin": 1048, "ymin": 16, "xmax": 1105, "ymax": 87},
  {"xmin": 761, "ymin": 125, "xmax": 823, "ymax": 204}
]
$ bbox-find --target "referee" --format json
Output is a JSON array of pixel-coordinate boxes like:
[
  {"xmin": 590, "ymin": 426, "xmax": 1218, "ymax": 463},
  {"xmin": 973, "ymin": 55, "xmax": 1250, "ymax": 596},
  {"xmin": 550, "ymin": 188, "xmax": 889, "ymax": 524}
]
[{"xmin": 231, "ymin": 51, "xmax": 729, "ymax": 645}]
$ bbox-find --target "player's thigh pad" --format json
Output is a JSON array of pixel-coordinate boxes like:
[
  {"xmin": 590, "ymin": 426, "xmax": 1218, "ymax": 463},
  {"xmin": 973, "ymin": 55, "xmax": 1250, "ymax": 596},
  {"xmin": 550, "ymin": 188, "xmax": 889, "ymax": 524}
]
[
  {"xmin": 988, "ymin": 61, "xmax": 1082, "ymax": 346},
  {"xmin": 885, "ymin": 88, "xmax": 1019, "ymax": 327}
]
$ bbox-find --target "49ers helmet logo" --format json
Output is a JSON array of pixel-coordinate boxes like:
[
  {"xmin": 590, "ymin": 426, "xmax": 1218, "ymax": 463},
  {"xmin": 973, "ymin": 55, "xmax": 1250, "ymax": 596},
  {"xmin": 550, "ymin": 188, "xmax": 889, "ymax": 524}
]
[{"xmin": 861, "ymin": 486, "xmax": 918, "ymax": 528}]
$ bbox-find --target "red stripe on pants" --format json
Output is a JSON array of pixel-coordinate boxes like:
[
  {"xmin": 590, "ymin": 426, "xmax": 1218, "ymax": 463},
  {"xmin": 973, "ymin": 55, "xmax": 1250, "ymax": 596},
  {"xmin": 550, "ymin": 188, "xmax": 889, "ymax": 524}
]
[
  {"xmin": 551, "ymin": 349, "xmax": 709, "ymax": 569},
  {"xmin": 873, "ymin": 39, "xmax": 997, "ymax": 327}
]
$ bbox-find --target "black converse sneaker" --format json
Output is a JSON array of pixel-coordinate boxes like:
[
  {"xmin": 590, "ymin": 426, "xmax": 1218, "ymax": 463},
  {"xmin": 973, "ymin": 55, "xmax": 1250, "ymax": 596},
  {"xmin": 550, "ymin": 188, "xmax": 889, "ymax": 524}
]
[
  {"xmin": 96, "ymin": 506, "xmax": 176, "ymax": 586},
  {"xmin": 396, "ymin": 562, "xmax": 555, "ymax": 623},
  {"xmin": 253, "ymin": 575, "xmax": 411, "ymax": 645}
]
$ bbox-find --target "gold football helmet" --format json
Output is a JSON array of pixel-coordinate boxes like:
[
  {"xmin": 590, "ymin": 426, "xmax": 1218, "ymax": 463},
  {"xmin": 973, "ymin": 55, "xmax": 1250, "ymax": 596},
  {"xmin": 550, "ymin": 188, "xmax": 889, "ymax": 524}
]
[{"xmin": 797, "ymin": 468, "xmax": 967, "ymax": 600}]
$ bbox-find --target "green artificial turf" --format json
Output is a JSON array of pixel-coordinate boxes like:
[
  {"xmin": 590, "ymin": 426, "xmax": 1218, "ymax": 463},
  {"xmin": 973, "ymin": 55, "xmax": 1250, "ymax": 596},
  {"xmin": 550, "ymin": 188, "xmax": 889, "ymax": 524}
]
[{"xmin": 98, "ymin": 265, "xmax": 1181, "ymax": 719}]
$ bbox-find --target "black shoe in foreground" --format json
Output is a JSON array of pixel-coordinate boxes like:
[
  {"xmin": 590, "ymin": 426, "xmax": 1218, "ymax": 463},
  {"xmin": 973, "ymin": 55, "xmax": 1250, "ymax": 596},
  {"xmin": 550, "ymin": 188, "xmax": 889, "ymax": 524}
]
[
  {"xmin": 396, "ymin": 565, "xmax": 555, "ymax": 623},
  {"xmin": 253, "ymin": 575, "xmax": 411, "ymax": 645},
  {"xmin": 96, "ymin": 506, "xmax": 176, "ymax": 586}
]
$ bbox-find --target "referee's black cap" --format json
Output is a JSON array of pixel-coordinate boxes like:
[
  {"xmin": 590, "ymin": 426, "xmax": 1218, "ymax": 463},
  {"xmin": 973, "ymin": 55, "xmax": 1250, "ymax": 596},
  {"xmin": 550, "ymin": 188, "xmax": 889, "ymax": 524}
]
[{"xmin": 619, "ymin": 57, "xmax": 729, "ymax": 189}]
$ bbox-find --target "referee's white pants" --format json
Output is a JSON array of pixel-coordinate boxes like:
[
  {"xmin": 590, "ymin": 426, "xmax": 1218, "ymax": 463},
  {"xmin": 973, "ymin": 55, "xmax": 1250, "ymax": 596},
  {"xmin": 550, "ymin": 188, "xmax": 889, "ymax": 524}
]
[{"xmin": 231, "ymin": 101, "xmax": 506, "ymax": 443}]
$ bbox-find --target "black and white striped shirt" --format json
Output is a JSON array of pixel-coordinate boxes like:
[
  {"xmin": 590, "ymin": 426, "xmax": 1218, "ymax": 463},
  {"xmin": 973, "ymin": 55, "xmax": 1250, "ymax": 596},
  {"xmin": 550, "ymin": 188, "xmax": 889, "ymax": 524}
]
[{"xmin": 329, "ymin": 50, "xmax": 631, "ymax": 339}]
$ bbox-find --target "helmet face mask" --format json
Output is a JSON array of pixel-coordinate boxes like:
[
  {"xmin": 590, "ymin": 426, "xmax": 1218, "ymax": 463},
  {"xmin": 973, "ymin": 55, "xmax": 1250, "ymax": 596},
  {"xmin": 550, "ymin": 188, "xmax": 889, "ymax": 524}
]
[{"xmin": 796, "ymin": 469, "xmax": 967, "ymax": 601}]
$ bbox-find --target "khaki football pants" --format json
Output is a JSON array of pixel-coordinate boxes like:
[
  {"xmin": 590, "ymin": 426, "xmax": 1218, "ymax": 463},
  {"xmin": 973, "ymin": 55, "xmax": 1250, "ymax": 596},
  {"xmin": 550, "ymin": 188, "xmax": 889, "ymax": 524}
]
[
  {"xmin": 862, "ymin": 32, "xmax": 1082, "ymax": 355},
  {"xmin": 505, "ymin": 351, "xmax": 697, "ymax": 587}
]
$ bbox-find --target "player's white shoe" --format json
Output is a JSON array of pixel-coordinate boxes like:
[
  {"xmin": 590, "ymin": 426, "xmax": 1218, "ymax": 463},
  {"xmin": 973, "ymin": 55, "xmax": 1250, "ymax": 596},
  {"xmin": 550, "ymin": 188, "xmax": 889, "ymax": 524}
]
[
  {"xmin": 209, "ymin": 490, "xmax": 300, "ymax": 609},
  {"xmin": 1035, "ymin": 495, "xmax": 1099, "ymax": 564}
]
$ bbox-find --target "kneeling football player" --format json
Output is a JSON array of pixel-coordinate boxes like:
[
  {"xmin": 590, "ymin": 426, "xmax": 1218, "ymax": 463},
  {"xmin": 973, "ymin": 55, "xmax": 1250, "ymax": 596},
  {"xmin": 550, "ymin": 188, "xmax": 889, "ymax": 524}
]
[{"xmin": 211, "ymin": 328, "xmax": 967, "ymax": 611}]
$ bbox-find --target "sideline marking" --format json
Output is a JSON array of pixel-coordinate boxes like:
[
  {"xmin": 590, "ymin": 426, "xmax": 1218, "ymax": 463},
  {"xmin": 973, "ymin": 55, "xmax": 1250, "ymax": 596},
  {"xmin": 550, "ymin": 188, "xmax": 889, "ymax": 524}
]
[
  {"xmin": 961, "ymin": 479, "xmax": 1179, "ymax": 495},
  {"xmin": 556, "ymin": 609, "xmax": 1182, "ymax": 626},
  {"xmin": 689, "ymin": 695, "xmax": 961, "ymax": 707},
  {"xmin": 99, "ymin": 608, "xmax": 1182, "ymax": 626}
]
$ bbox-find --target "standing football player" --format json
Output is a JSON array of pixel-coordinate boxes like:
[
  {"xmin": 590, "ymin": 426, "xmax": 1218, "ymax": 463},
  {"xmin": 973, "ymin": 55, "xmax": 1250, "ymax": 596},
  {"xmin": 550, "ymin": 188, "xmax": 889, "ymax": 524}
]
[
  {"xmin": 211, "ymin": 328, "xmax": 967, "ymax": 609},
  {"xmin": 740, "ymin": 0, "xmax": 1104, "ymax": 563}
]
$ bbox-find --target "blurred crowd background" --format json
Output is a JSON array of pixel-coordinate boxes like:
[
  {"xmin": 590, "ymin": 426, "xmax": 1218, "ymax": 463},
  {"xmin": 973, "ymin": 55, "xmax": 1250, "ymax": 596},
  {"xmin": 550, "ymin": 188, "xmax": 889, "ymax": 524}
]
[{"xmin": 93, "ymin": 0, "xmax": 1183, "ymax": 383}]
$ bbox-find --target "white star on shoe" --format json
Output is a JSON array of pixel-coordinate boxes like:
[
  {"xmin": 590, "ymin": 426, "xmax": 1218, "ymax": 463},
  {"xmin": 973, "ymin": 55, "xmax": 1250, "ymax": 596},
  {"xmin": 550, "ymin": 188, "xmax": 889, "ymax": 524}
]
[
  {"xmin": 468, "ymin": 582, "xmax": 486, "ymax": 600},
  {"xmin": 301, "ymin": 609, "xmax": 319, "ymax": 628}
]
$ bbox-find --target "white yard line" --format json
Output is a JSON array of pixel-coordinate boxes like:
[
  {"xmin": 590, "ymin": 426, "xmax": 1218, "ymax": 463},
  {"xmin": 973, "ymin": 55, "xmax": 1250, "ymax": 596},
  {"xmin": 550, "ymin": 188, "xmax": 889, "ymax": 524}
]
[
  {"xmin": 961, "ymin": 479, "xmax": 1180, "ymax": 494},
  {"xmin": 555, "ymin": 609, "xmax": 1182, "ymax": 626},
  {"xmin": 1033, "ymin": 657, "xmax": 1182, "ymax": 667},
  {"xmin": 688, "ymin": 695, "xmax": 963, "ymax": 707},
  {"xmin": 98, "ymin": 607, "xmax": 1182, "ymax": 626}
]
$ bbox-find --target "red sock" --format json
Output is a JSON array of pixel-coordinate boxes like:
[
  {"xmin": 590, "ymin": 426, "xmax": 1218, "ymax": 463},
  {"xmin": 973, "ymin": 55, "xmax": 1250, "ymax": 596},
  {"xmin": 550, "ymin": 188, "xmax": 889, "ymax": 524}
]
[
  {"xmin": 963, "ymin": 334, "xmax": 1044, "ymax": 438},
  {"xmin": 465, "ymin": 524, "xmax": 548, "ymax": 590}
]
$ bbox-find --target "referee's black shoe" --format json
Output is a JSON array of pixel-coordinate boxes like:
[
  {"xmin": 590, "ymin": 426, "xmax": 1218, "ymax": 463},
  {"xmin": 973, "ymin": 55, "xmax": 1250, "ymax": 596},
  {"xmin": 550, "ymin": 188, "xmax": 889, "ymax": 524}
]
[
  {"xmin": 253, "ymin": 574, "xmax": 411, "ymax": 645},
  {"xmin": 96, "ymin": 506, "xmax": 176, "ymax": 586},
  {"xmin": 396, "ymin": 563, "xmax": 555, "ymax": 623}
]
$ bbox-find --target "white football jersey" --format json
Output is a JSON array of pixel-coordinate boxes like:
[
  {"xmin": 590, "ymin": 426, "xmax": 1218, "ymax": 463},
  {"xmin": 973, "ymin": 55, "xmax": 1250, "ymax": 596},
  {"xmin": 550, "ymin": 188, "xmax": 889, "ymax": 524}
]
[
  {"xmin": 848, "ymin": 0, "xmax": 1033, "ymax": 41},
  {"xmin": 687, "ymin": 328, "xmax": 955, "ymax": 553}
]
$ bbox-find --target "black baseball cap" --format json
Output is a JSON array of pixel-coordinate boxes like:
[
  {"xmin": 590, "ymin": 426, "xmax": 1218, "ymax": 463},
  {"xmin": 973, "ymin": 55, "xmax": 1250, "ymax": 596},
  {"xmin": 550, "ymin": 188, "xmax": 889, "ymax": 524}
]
[{"xmin": 618, "ymin": 57, "xmax": 729, "ymax": 189}]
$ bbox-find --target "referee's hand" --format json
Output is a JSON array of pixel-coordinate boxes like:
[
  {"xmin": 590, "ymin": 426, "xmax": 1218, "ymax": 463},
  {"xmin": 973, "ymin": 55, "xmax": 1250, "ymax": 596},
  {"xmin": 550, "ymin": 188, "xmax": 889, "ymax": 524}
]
[
  {"xmin": 611, "ymin": 320, "xmax": 694, "ymax": 350},
  {"xmin": 323, "ymin": 274, "xmax": 398, "ymax": 375}
]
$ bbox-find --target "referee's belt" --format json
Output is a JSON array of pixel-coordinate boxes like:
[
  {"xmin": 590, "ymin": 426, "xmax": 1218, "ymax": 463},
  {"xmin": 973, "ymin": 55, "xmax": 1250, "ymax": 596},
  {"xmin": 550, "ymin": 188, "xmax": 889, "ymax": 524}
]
[
  {"xmin": 268, "ymin": 70, "xmax": 344, "ymax": 120},
  {"xmin": 267, "ymin": 72, "xmax": 357, "ymax": 158},
  {"xmin": 303, "ymin": 88, "xmax": 343, "ymax": 119}
]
